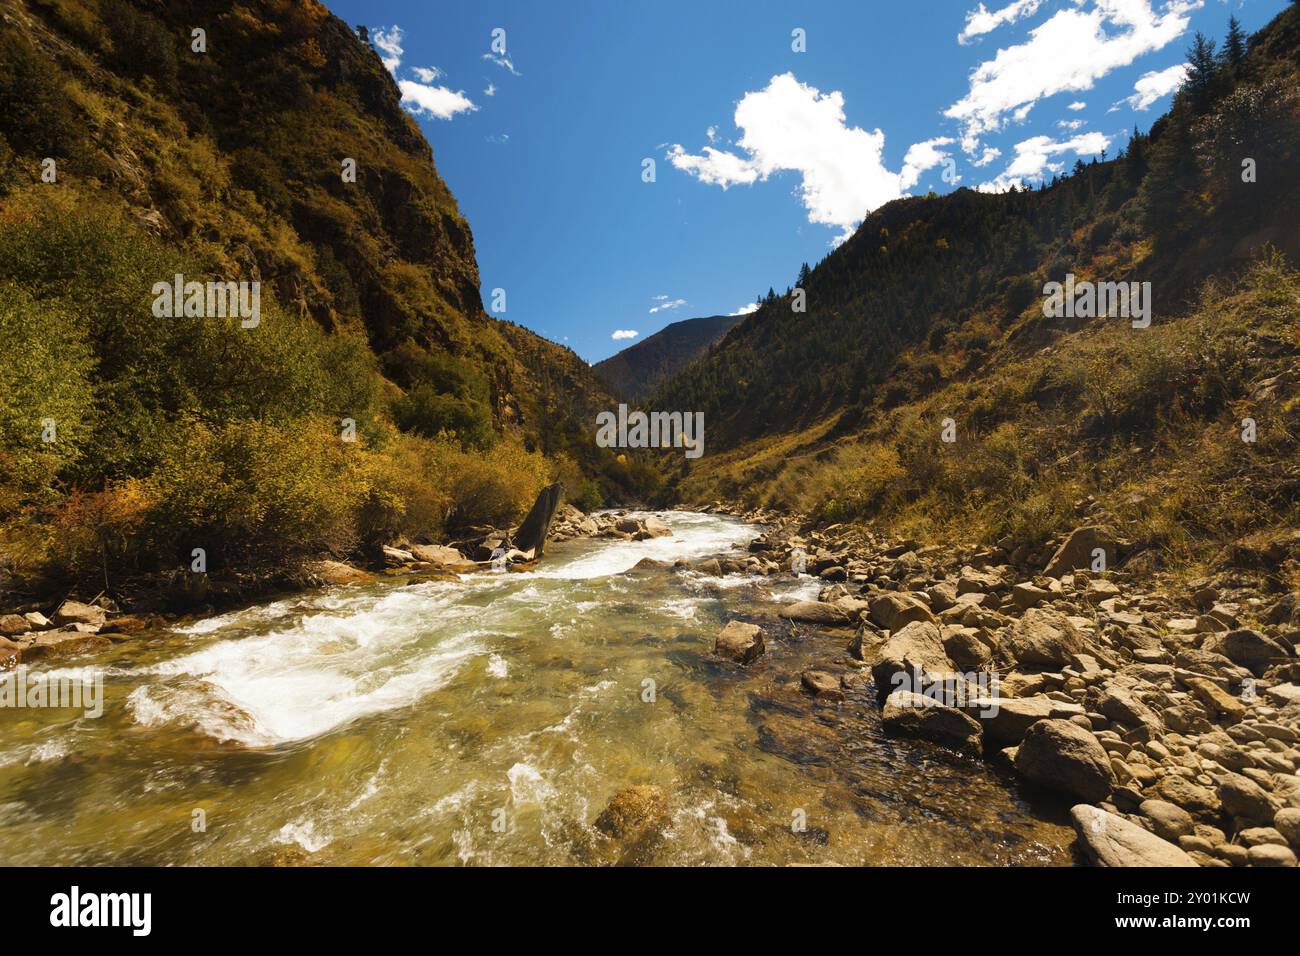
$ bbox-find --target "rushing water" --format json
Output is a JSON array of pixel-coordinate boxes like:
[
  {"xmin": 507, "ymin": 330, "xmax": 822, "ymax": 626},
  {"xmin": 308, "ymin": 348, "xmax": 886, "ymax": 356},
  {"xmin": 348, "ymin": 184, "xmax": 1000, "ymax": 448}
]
[{"xmin": 0, "ymin": 512, "xmax": 1077, "ymax": 865}]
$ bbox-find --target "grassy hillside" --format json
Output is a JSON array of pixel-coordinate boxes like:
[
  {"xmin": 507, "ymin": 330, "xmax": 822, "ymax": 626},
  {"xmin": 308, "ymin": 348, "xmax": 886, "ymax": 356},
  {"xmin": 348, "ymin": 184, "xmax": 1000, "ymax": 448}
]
[
  {"xmin": 593, "ymin": 313, "xmax": 744, "ymax": 400},
  {"xmin": 0, "ymin": 0, "xmax": 641, "ymax": 599},
  {"xmin": 658, "ymin": 5, "xmax": 1300, "ymax": 578}
]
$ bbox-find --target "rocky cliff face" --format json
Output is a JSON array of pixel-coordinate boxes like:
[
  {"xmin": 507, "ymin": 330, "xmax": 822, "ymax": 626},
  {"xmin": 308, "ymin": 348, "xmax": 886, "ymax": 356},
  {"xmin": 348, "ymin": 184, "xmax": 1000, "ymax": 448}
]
[{"xmin": 2, "ymin": 0, "xmax": 614, "ymax": 458}]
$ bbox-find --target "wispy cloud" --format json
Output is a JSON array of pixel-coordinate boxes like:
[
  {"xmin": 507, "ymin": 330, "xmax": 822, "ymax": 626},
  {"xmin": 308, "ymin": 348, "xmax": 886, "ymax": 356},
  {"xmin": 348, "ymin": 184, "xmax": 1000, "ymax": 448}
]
[
  {"xmin": 483, "ymin": 52, "xmax": 521, "ymax": 76},
  {"xmin": 979, "ymin": 131, "xmax": 1111, "ymax": 192},
  {"xmin": 649, "ymin": 296, "xmax": 687, "ymax": 314},
  {"xmin": 372, "ymin": 25, "xmax": 405, "ymax": 74},
  {"xmin": 958, "ymin": 0, "xmax": 1046, "ymax": 45},
  {"xmin": 1121, "ymin": 62, "xmax": 1189, "ymax": 110}
]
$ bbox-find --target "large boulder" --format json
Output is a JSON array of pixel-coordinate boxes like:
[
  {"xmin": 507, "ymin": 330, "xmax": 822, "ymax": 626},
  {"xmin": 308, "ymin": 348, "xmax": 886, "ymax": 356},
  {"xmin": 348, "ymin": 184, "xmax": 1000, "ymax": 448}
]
[
  {"xmin": 311, "ymin": 560, "xmax": 375, "ymax": 585},
  {"xmin": 1044, "ymin": 526, "xmax": 1116, "ymax": 577},
  {"xmin": 0, "ymin": 614, "xmax": 28, "ymax": 637},
  {"xmin": 779, "ymin": 600, "xmax": 853, "ymax": 626},
  {"xmin": 52, "ymin": 601, "xmax": 107, "ymax": 628},
  {"xmin": 1014, "ymin": 719, "xmax": 1114, "ymax": 802},
  {"xmin": 1004, "ymin": 608, "xmax": 1086, "ymax": 668},
  {"xmin": 714, "ymin": 621, "xmax": 765, "ymax": 665},
  {"xmin": 867, "ymin": 593, "xmax": 937, "ymax": 631},
  {"xmin": 969, "ymin": 694, "xmax": 1064, "ymax": 746},
  {"xmin": 409, "ymin": 544, "xmax": 472, "ymax": 566},
  {"xmin": 641, "ymin": 516, "xmax": 672, "ymax": 538},
  {"xmin": 870, "ymin": 621, "xmax": 953, "ymax": 699},
  {"xmin": 1218, "ymin": 772, "xmax": 1279, "ymax": 825},
  {"xmin": 1070, "ymin": 806, "xmax": 1198, "ymax": 867},
  {"xmin": 882, "ymin": 690, "xmax": 983, "ymax": 755},
  {"xmin": 1201, "ymin": 629, "xmax": 1289, "ymax": 676}
]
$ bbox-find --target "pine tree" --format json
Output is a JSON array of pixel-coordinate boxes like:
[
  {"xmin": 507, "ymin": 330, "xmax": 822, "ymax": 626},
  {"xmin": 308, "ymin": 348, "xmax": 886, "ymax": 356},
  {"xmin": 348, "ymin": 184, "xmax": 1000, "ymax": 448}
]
[
  {"xmin": 1223, "ymin": 16, "xmax": 1247, "ymax": 69},
  {"xmin": 796, "ymin": 262, "xmax": 812, "ymax": 288},
  {"xmin": 1185, "ymin": 32, "xmax": 1219, "ymax": 112}
]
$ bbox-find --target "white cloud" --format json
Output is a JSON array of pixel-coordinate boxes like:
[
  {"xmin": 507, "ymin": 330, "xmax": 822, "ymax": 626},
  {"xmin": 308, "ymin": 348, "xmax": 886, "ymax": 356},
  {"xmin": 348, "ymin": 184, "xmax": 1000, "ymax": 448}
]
[
  {"xmin": 372, "ymin": 25, "xmax": 404, "ymax": 74},
  {"xmin": 958, "ymin": 0, "xmax": 1046, "ymax": 45},
  {"xmin": 1123, "ymin": 62, "xmax": 1189, "ymax": 110},
  {"xmin": 399, "ymin": 80, "xmax": 478, "ymax": 120},
  {"xmin": 668, "ymin": 73, "xmax": 915, "ymax": 243},
  {"xmin": 665, "ymin": 145, "xmax": 760, "ymax": 188},
  {"xmin": 1068, "ymin": 101, "xmax": 1088, "ymax": 110},
  {"xmin": 612, "ymin": 329, "xmax": 639, "ymax": 341},
  {"xmin": 484, "ymin": 83, "xmax": 497, "ymax": 97},
  {"xmin": 729, "ymin": 302, "xmax": 759, "ymax": 316},
  {"xmin": 649, "ymin": 297, "xmax": 687, "ymax": 314},
  {"xmin": 483, "ymin": 53, "xmax": 521, "ymax": 76},
  {"xmin": 946, "ymin": 1, "xmax": 1201, "ymax": 156},
  {"xmin": 900, "ymin": 137, "xmax": 957, "ymax": 190},
  {"xmin": 373, "ymin": 25, "xmax": 476, "ymax": 122},
  {"xmin": 1058, "ymin": 118, "xmax": 1086, "ymax": 130},
  {"xmin": 979, "ymin": 131, "xmax": 1111, "ymax": 191}
]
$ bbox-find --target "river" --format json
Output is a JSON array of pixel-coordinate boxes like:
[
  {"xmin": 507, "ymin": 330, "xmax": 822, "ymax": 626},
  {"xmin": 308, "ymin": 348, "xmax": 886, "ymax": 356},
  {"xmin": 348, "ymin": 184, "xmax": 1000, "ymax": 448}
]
[{"xmin": 0, "ymin": 511, "xmax": 1077, "ymax": 865}]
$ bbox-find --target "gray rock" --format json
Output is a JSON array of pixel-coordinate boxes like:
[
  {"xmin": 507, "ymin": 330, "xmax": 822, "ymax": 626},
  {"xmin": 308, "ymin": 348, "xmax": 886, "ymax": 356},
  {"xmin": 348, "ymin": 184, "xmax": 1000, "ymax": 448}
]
[{"xmin": 1070, "ymin": 805, "xmax": 1198, "ymax": 867}]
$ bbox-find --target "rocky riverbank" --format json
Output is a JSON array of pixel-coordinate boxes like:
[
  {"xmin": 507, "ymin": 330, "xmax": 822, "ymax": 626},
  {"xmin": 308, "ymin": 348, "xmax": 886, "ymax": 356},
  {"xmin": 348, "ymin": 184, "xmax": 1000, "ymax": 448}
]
[{"xmin": 686, "ymin": 499, "xmax": 1300, "ymax": 867}]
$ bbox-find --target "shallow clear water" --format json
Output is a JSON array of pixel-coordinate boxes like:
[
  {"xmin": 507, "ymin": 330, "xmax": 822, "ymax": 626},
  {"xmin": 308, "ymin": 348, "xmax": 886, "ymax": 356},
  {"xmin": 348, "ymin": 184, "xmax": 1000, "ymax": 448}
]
[{"xmin": 0, "ymin": 512, "xmax": 1076, "ymax": 865}]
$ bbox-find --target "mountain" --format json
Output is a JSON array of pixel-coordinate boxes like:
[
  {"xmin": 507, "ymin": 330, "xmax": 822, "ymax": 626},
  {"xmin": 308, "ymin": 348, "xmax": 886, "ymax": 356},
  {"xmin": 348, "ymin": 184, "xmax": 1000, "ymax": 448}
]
[
  {"xmin": 0, "ymin": 0, "xmax": 642, "ymax": 592},
  {"xmin": 593, "ymin": 314, "xmax": 744, "ymax": 399},
  {"xmin": 654, "ymin": 4, "xmax": 1300, "ymax": 570}
]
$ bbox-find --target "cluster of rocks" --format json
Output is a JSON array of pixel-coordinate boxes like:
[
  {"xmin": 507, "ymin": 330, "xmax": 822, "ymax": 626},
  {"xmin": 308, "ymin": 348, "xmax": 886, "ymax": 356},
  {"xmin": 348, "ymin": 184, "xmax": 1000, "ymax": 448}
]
[
  {"xmin": 0, "ymin": 599, "xmax": 151, "ymax": 665},
  {"xmin": 706, "ymin": 516, "xmax": 1300, "ymax": 868},
  {"xmin": 549, "ymin": 507, "xmax": 673, "ymax": 542}
]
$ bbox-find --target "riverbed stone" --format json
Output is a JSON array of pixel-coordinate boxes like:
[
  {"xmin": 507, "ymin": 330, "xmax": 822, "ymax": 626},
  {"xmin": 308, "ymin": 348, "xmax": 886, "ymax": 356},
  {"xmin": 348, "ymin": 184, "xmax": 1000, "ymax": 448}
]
[
  {"xmin": 1139, "ymin": 799, "xmax": 1195, "ymax": 841},
  {"xmin": 800, "ymin": 670, "xmax": 845, "ymax": 702},
  {"xmin": 1015, "ymin": 719, "xmax": 1114, "ymax": 801},
  {"xmin": 1070, "ymin": 805, "xmax": 1198, "ymax": 867},
  {"xmin": 867, "ymin": 593, "xmax": 937, "ymax": 631},
  {"xmin": 870, "ymin": 621, "xmax": 953, "ymax": 699},
  {"xmin": 779, "ymin": 600, "xmax": 852, "ymax": 626},
  {"xmin": 714, "ymin": 621, "xmax": 765, "ymax": 665},
  {"xmin": 1202, "ymin": 629, "xmax": 1290, "ymax": 675},
  {"xmin": 51, "ymin": 601, "xmax": 107, "ymax": 627},
  {"xmin": 593, "ymin": 785, "xmax": 668, "ymax": 842},
  {"xmin": 882, "ymin": 690, "xmax": 982, "ymax": 755},
  {"xmin": 1247, "ymin": 844, "xmax": 1296, "ymax": 867},
  {"xmin": 1273, "ymin": 807, "xmax": 1300, "ymax": 848},
  {"xmin": 1218, "ymin": 772, "xmax": 1278, "ymax": 824},
  {"xmin": 1004, "ymin": 608, "xmax": 1087, "ymax": 667}
]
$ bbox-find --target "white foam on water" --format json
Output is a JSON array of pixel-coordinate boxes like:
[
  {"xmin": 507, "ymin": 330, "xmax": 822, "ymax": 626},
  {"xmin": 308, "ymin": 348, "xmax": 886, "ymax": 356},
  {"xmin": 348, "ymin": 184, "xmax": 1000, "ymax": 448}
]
[{"xmin": 130, "ymin": 586, "xmax": 486, "ymax": 746}]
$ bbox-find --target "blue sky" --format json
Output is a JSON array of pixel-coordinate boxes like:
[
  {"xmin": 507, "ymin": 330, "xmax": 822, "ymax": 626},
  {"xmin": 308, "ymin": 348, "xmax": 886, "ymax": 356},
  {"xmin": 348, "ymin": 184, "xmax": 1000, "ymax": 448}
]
[{"xmin": 326, "ymin": 0, "xmax": 1285, "ymax": 362}]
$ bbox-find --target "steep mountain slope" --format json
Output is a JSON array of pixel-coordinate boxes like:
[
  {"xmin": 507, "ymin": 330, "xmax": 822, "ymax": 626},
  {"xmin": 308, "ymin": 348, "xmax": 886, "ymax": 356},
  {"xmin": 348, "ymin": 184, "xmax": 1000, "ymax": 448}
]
[
  {"xmin": 594, "ymin": 313, "xmax": 744, "ymax": 399},
  {"xmin": 656, "ymin": 5, "xmax": 1300, "ymax": 573},
  {"xmin": 0, "ymin": 0, "xmax": 637, "ymax": 594},
  {"xmin": 2, "ymin": 0, "xmax": 619, "ymax": 458}
]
